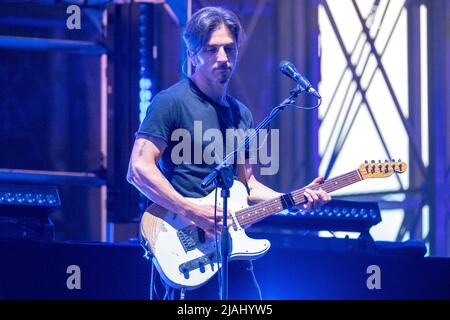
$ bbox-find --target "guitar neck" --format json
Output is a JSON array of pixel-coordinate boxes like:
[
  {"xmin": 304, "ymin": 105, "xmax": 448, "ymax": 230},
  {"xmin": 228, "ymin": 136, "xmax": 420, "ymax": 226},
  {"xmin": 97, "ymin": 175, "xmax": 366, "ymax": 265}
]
[{"xmin": 235, "ymin": 170, "xmax": 363, "ymax": 228}]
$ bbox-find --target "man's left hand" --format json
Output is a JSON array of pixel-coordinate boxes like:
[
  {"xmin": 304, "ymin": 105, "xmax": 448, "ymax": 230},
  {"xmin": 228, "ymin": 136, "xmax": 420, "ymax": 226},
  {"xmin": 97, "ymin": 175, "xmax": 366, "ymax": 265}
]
[{"xmin": 301, "ymin": 176, "xmax": 331, "ymax": 212}]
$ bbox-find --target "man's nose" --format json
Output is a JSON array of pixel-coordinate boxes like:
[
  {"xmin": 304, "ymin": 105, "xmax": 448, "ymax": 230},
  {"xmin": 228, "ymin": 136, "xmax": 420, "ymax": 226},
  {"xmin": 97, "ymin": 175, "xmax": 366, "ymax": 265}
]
[{"xmin": 217, "ymin": 46, "xmax": 228, "ymax": 62}]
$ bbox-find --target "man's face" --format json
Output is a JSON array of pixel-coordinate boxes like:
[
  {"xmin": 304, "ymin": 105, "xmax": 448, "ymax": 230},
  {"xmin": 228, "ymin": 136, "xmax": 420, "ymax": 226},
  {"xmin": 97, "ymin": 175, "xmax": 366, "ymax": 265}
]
[{"xmin": 193, "ymin": 24, "xmax": 238, "ymax": 85}]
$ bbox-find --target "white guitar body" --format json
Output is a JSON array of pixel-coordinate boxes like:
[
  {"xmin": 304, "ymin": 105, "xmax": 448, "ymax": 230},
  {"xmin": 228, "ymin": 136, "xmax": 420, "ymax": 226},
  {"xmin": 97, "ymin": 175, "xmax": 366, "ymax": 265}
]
[
  {"xmin": 140, "ymin": 180, "xmax": 270, "ymax": 290},
  {"xmin": 140, "ymin": 160, "xmax": 407, "ymax": 290}
]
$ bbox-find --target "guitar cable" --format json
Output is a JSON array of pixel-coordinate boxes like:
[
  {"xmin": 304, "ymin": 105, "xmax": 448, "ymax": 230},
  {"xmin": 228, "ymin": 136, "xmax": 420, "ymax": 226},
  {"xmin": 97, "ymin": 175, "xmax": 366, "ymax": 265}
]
[
  {"xmin": 139, "ymin": 236, "xmax": 161, "ymax": 300},
  {"xmin": 247, "ymin": 260, "xmax": 263, "ymax": 300},
  {"xmin": 149, "ymin": 259, "xmax": 155, "ymax": 300}
]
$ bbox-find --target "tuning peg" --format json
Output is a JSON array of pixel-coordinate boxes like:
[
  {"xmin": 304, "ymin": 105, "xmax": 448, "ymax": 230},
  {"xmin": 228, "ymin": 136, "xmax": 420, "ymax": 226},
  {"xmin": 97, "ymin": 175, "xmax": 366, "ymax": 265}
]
[
  {"xmin": 371, "ymin": 160, "xmax": 375, "ymax": 164},
  {"xmin": 392, "ymin": 159, "xmax": 395, "ymax": 163},
  {"xmin": 384, "ymin": 163, "xmax": 390, "ymax": 173},
  {"xmin": 398, "ymin": 159, "xmax": 401, "ymax": 162}
]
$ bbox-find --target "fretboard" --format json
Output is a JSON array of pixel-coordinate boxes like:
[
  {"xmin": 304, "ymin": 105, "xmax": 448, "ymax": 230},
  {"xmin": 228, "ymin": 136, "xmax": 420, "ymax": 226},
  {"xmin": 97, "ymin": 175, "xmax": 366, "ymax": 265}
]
[{"xmin": 235, "ymin": 170, "xmax": 362, "ymax": 228}]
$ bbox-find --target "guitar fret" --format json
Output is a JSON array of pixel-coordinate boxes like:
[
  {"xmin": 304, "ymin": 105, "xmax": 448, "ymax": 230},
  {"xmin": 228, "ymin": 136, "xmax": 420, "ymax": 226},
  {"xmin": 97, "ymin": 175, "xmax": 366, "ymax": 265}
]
[{"xmin": 236, "ymin": 170, "xmax": 362, "ymax": 227}]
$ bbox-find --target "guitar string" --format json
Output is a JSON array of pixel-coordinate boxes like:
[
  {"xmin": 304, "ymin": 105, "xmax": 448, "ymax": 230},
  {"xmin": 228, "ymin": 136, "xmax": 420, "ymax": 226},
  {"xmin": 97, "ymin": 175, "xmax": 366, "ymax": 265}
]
[
  {"xmin": 237, "ymin": 175, "xmax": 360, "ymax": 227},
  {"xmin": 237, "ymin": 171, "xmax": 359, "ymax": 218},
  {"xmin": 237, "ymin": 172, "xmax": 361, "ymax": 226},
  {"xmin": 240, "ymin": 174, "xmax": 362, "ymax": 226},
  {"xmin": 235, "ymin": 171, "xmax": 362, "ymax": 227}
]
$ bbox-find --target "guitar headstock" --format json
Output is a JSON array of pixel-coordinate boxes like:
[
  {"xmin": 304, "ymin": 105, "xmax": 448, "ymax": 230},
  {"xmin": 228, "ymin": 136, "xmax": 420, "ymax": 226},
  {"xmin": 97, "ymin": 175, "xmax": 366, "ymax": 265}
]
[{"xmin": 358, "ymin": 159, "xmax": 407, "ymax": 180}]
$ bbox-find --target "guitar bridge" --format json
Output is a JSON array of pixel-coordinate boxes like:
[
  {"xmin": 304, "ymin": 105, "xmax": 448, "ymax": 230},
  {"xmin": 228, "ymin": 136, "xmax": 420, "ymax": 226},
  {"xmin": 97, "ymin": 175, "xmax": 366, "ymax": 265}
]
[{"xmin": 177, "ymin": 225, "xmax": 206, "ymax": 252}]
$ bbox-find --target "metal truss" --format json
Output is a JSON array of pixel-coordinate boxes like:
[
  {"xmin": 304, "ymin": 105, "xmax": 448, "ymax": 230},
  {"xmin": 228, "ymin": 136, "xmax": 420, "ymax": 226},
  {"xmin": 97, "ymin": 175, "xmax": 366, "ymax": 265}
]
[
  {"xmin": 318, "ymin": 0, "xmax": 449, "ymax": 255},
  {"xmin": 0, "ymin": 3, "xmax": 107, "ymax": 183},
  {"xmin": 0, "ymin": 1, "xmax": 108, "ymax": 239}
]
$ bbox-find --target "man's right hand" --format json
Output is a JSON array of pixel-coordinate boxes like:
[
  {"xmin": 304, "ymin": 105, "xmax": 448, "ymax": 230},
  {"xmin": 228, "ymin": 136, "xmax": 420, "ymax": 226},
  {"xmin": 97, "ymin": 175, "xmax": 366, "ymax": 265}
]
[{"xmin": 186, "ymin": 204, "xmax": 224, "ymax": 238}]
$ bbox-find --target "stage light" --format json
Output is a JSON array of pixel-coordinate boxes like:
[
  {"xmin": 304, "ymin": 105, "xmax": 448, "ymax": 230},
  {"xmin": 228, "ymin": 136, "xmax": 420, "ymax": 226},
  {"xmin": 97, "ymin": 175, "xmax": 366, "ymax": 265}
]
[
  {"xmin": 138, "ymin": 4, "xmax": 153, "ymax": 124},
  {"xmin": 0, "ymin": 184, "xmax": 60, "ymax": 241},
  {"xmin": 268, "ymin": 199, "xmax": 381, "ymax": 233}
]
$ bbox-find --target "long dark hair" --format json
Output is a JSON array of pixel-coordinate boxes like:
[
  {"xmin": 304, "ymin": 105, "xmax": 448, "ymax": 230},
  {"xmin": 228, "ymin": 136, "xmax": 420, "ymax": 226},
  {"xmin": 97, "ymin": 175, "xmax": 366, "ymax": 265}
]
[{"xmin": 183, "ymin": 6, "xmax": 245, "ymax": 58}]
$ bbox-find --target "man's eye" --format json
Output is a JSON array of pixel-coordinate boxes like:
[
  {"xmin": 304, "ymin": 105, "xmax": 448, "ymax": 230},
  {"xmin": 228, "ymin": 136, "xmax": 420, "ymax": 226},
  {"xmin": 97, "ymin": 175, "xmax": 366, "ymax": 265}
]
[{"xmin": 205, "ymin": 47, "xmax": 217, "ymax": 53}]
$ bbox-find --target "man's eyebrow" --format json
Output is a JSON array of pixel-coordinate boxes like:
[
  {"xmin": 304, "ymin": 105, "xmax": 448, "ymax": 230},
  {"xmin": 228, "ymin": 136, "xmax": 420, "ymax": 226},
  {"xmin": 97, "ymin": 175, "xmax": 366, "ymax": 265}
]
[{"xmin": 206, "ymin": 41, "xmax": 236, "ymax": 47}]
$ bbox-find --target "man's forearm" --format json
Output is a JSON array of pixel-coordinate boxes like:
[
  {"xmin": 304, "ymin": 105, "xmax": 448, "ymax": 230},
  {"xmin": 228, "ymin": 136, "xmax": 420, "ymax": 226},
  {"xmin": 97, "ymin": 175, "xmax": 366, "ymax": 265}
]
[{"xmin": 247, "ymin": 178, "xmax": 282, "ymax": 203}]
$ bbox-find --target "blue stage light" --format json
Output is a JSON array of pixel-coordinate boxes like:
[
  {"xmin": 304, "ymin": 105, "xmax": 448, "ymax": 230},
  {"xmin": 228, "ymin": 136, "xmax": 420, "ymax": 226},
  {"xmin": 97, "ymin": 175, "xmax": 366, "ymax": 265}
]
[{"xmin": 138, "ymin": 4, "xmax": 153, "ymax": 124}]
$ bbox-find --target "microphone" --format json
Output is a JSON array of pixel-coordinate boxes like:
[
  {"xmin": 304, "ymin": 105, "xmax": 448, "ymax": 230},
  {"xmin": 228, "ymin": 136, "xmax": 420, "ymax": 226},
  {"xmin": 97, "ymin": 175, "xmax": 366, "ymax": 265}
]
[{"xmin": 279, "ymin": 60, "xmax": 321, "ymax": 99}]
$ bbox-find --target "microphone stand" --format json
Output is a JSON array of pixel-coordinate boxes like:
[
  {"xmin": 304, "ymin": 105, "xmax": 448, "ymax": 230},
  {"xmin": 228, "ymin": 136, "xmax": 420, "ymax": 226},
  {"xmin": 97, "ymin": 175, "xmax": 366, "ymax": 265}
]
[{"xmin": 200, "ymin": 83, "xmax": 307, "ymax": 300}]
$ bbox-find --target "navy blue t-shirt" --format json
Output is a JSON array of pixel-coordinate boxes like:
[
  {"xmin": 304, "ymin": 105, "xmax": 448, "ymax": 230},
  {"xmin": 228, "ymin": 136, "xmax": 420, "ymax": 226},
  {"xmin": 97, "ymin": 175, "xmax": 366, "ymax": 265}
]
[{"xmin": 137, "ymin": 79, "xmax": 254, "ymax": 198}]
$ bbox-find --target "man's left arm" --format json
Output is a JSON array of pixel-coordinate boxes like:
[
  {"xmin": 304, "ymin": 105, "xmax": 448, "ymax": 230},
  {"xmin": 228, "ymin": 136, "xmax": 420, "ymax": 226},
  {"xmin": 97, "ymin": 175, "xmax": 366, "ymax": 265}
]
[
  {"xmin": 237, "ymin": 162, "xmax": 331, "ymax": 211},
  {"xmin": 237, "ymin": 162, "xmax": 282, "ymax": 203}
]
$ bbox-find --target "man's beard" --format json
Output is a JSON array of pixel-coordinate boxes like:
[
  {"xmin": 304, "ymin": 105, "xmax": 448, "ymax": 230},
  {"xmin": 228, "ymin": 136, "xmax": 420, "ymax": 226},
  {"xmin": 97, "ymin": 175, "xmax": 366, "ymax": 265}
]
[
  {"xmin": 216, "ymin": 68, "xmax": 232, "ymax": 84},
  {"xmin": 218, "ymin": 76, "xmax": 229, "ymax": 84}
]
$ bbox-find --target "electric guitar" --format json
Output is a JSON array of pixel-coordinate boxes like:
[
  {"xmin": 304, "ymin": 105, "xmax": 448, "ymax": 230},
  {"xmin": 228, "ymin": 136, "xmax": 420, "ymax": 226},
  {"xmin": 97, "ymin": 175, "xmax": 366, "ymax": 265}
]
[{"xmin": 140, "ymin": 160, "xmax": 407, "ymax": 290}]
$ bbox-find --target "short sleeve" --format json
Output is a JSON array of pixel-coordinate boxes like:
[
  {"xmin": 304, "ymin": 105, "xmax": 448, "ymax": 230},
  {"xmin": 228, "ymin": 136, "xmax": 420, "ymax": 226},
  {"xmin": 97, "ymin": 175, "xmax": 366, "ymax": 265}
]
[{"xmin": 136, "ymin": 91, "xmax": 178, "ymax": 144}]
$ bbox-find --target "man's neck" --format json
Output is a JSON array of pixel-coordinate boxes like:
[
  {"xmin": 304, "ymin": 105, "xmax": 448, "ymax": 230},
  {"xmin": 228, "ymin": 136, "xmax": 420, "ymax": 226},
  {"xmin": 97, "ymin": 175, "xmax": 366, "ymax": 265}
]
[{"xmin": 191, "ymin": 73, "xmax": 228, "ymax": 105}]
